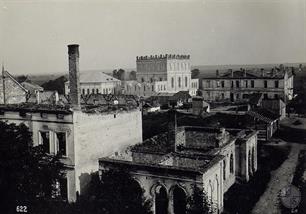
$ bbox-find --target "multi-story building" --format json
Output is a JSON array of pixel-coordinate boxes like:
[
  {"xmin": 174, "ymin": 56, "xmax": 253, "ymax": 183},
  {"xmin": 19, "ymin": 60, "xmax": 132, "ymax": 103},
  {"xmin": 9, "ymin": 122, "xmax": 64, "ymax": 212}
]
[
  {"xmin": 0, "ymin": 45, "xmax": 143, "ymax": 202},
  {"xmin": 123, "ymin": 54, "xmax": 199, "ymax": 97},
  {"xmin": 65, "ymin": 71, "xmax": 121, "ymax": 96},
  {"xmin": 200, "ymin": 68, "xmax": 294, "ymax": 102},
  {"xmin": 100, "ymin": 126, "xmax": 258, "ymax": 214}
]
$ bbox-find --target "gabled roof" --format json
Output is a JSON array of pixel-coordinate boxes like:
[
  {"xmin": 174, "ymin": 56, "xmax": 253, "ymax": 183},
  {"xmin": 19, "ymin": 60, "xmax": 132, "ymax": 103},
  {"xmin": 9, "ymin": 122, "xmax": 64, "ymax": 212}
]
[
  {"xmin": 21, "ymin": 81, "xmax": 44, "ymax": 92},
  {"xmin": 2, "ymin": 70, "xmax": 28, "ymax": 93},
  {"xmin": 79, "ymin": 71, "xmax": 120, "ymax": 83}
]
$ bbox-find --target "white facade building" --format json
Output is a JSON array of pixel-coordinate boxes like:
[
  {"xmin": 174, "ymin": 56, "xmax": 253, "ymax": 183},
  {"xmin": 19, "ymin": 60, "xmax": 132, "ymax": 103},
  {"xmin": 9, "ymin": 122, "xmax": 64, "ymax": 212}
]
[
  {"xmin": 123, "ymin": 54, "xmax": 199, "ymax": 97},
  {"xmin": 65, "ymin": 71, "xmax": 121, "ymax": 96}
]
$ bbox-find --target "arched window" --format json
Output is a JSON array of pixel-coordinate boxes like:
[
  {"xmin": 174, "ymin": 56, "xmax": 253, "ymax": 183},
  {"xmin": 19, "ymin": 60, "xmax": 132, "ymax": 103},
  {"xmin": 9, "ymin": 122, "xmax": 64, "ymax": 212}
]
[
  {"xmin": 155, "ymin": 185, "xmax": 168, "ymax": 214},
  {"xmin": 96, "ymin": 89, "xmax": 99, "ymax": 94},
  {"xmin": 230, "ymin": 153, "xmax": 234, "ymax": 174},
  {"xmin": 223, "ymin": 159, "xmax": 226, "ymax": 180},
  {"xmin": 248, "ymin": 150, "xmax": 252, "ymax": 176},
  {"xmin": 82, "ymin": 89, "xmax": 85, "ymax": 95},
  {"xmin": 152, "ymin": 85, "xmax": 154, "ymax": 91},
  {"xmin": 171, "ymin": 77, "xmax": 174, "ymax": 88},
  {"xmin": 173, "ymin": 186, "xmax": 187, "ymax": 214},
  {"xmin": 87, "ymin": 89, "xmax": 90, "ymax": 94},
  {"xmin": 252, "ymin": 147, "xmax": 255, "ymax": 173},
  {"xmin": 185, "ymin": 77, "xmax": 188, "ymax": 87},
  {"xmin": 178, "ymin": 77, "xmax": 181, "ymax": 88}
]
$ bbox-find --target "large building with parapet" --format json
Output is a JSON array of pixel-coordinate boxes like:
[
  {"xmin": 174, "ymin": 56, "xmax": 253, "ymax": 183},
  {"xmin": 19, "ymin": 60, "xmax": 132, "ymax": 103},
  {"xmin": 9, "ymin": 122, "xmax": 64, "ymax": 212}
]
[
  {"xmin": 0, "ymin": 45, "xmax": 143, "ymax": 202},
  {"xmin": 99, "ymin": 126, "xmax": 258, "ymax": 214},
  {"xmin": 200, "ymin": 67, "xmax": 294, "ymax": 103},
  {"xmin": 123, "ymin": 54, "xmax": 199, "ymax": 97}
]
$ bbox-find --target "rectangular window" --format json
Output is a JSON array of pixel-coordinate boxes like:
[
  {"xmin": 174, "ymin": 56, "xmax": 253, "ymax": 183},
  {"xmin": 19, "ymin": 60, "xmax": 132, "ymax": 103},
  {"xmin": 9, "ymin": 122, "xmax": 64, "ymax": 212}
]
[
  {"xmin": 96, "ymin": 89, "xmax": 99, "ymax": 94},
  {"xmin": 56, "ymin": 132, "xmax": 66, "ymax": 156},
  {"xmin": 221, "ymin": 93, "xmax": 224, "ymax": 99},
  {"xmin": 207, "ymin": 80, "xmax": 210, "ymax": 88},
  {"xmin": 236, "ymin": 94, "xmax": 239, "ymax": 99},
  {"xmin": 264, "ymin": 94, "xmax": 268, "ymax": 99},
  {"xmin": 236, "ymin": 80, "xmax": 240, "ymax": 88},
  {"xmin": 251, "ymin": 80, "xmax": 255, "ymax": 88},
  {"xmin": 40, "ymin": 131, "xmax": 50, "ymax": 153},
  {"xmin": 59, "ymin": 177, "xmax": 68, "ymax": 200},
  {"xmin": 243, "ymin": 94, "xmax": 248, "ymax": 99},
  {"xmin": 274, "ymin": 94, "xmax": 279, "ymax": 99},
  {"xmin": 87, "ymin": 89, "xmax": 90, "ymax": 94},
  {"xmin": 52, "ymin": 177, "xmax": 68, "ymax": 200},
  {"xmin": 245, "ymin": 80, "xmax": 248, "ymax": 88},
  {"xmin": 264, "ymin": 80, "xmax": 268, "ymax": 88},
  {"xmin": 221, "ymin": 81, "xmax": 225, "ymax": 88},
  {"xmin": 231, "ymin": 81, "xmax": 234, "ymax": 88},
  {"xmin": 82, "ymin": 89, "xmax": 85, "ymax": 95},
  {"xmin": 275, "ymin": 80, "xmax": 279, "ymax": 88}
]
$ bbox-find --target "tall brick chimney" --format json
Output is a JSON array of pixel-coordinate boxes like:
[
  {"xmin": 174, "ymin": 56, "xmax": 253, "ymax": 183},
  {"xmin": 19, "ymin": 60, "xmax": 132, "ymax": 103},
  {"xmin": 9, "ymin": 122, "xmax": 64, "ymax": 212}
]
[{"xmin": 68, "ymin": 44, "xmax": 81, "ymax": 110}]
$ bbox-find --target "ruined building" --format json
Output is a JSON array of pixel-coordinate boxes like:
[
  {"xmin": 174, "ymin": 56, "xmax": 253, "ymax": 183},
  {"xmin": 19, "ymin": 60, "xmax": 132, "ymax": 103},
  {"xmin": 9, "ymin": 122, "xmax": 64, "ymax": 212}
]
[
  {"xmin": 0, "ymin": 45, "xmax": 143, "ymax": 202},
  {"xmin": 100, "ymin": 126, "xmax": 258, "ymax": 214},
  {"xmin": 200, "ymin": 68, "xmax": 294, "ymax": 103},
  {"xmin": 0, "ymin": 66, "xmax": 28, "ymax": 104}
]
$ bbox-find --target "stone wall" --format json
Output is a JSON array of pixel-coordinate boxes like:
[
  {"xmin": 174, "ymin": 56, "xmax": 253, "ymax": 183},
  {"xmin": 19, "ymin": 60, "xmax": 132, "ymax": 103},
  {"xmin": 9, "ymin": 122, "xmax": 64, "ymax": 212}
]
[
  {"xmin": 73, "ymin": 109, "xmax": 143, "ymax": 195},
  {"xmin": 0, "ymin": 72, "xmax": 27, "ymax": 104}
]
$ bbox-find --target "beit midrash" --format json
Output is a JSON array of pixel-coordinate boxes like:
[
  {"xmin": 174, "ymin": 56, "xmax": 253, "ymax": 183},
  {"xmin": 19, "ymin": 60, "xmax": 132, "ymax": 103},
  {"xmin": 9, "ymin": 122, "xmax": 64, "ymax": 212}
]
[
  {"xmin": 100, "ymin": 126, "xmax": 258, "ymax": 214},
  {"xmin": 64, "ymin": 70, "xmax": 121, "ymax": 96},
  {"xmin": 123, "ymin": 54, "xmax": 199, "ymax": 97}
]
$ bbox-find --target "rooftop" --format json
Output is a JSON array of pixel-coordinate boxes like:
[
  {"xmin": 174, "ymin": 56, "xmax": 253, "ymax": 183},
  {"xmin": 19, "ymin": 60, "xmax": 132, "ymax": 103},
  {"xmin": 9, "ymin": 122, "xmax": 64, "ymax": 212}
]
[
  {"xmin": 0, "ymin": 94, "xmax": 140, "ymax": 115},
  {"xmin": 99, "ymin": 152, "xmax": 224, "ymax": 175},
  {"xmin": 203, "ymin": 68, "xmax": 293, "ymax": 79},
  {"xmin": 66, "ymin": 71, "xmax": 120, "ymax": 84}
]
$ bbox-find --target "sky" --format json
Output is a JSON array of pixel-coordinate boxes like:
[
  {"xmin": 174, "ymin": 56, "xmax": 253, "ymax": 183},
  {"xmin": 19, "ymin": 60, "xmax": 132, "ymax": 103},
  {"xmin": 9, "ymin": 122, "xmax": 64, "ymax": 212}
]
[{"xmin": 0, "ymin": 0, "xmax": 305, "ymax": 75}]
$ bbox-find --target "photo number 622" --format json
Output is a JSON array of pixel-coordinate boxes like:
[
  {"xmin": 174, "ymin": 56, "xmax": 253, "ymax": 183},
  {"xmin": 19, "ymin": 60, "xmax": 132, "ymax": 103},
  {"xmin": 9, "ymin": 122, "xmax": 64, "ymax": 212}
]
[{"xmin": 16, "ymin": 206, "xmax": 27, "ymax": 213}]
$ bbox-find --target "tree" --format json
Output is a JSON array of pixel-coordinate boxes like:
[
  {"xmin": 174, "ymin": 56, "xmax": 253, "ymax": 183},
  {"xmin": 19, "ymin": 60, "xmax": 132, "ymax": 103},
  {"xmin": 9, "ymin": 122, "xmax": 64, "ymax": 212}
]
[
  {"xmin": 16, "ymin": 75, "xmax": 29, "ymax": 83},
  {"xmin": 41, "ymin": 75, "xmax": 68, "ymax": 94},
  {"xmin": 191, "ymin": 69, "xmax": 200, "ymax": 79},
  {"xmin": 129, "ymin": 70, "xmax": 137, "ymax": 80},
  {"xmin": 82, "ymin": 169, "xmax": 152, "ymax": 214},
  {"xmin": 0, "ymin": 121, "xmax": 64, "ymax": 213},
  {"xmin": 186, "ymin": 185, "xmax": 211, "ymax": 214},
  {"xmin": 112, "ymin": 69, "xmax": 126, "ymax": 80}
]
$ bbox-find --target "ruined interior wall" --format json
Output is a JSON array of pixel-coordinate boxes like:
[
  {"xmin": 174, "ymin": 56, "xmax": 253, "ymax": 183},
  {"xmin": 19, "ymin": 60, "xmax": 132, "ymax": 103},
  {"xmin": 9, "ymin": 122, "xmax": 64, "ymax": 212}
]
[{"xmin": 73, "ymin": 109, "xmax": 143, "ymax": 194}]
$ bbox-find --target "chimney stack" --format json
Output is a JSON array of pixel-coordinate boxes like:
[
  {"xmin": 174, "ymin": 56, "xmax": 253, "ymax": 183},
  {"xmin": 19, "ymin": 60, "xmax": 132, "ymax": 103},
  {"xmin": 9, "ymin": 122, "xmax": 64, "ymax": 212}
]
[{"xmin": 68, "ymin": 44, "xmax": 81, "ymax": 110}]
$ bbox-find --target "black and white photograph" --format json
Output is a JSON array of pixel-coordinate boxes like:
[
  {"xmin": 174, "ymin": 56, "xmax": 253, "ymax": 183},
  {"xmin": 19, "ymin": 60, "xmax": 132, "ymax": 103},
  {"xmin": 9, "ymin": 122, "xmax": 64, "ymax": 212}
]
[{"xmin": 0, "ymin": 0, "xmax": 305, "ymax": 213}]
